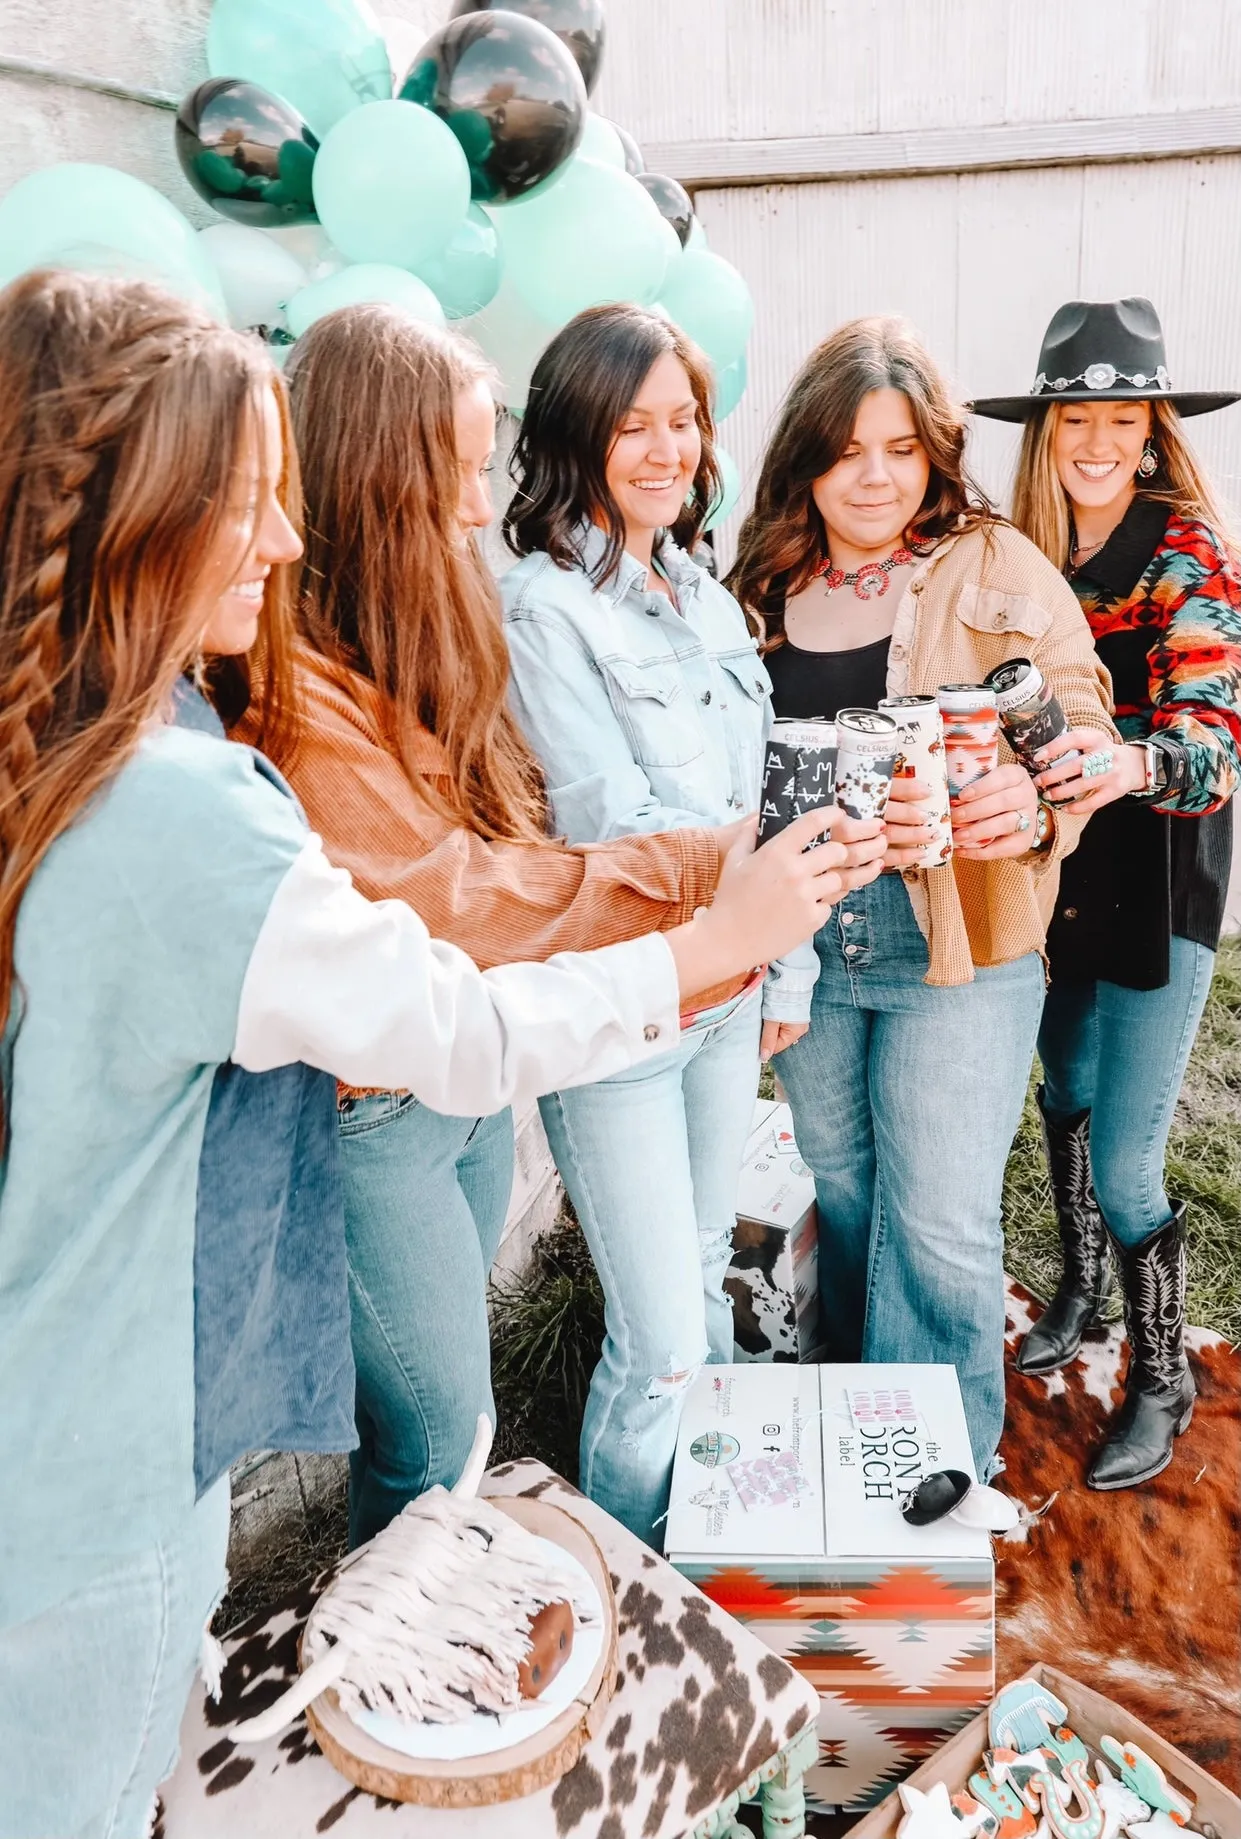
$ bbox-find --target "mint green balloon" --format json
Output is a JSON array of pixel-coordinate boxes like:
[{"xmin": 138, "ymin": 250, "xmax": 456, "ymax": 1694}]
[
  {"xmin": 285, "ymin": 262, "xmax": 446, "ymax": 338},
  {"xmin": 207, "ymin": 0, "xmax": 392, "ymax": 140},
  {"xmin": 312, "ymin": 99, "xmax": 470, "ymax": 268},
  {"xmin": 715, "ymin": 350, "xmax": 747, "ymax": 421},
  {"xmin": 659, "ymin": 249, "xmax": 753, "ymax": 372},
  {"xmin": 496, "ymin": 157, "xmax": 669, "ymax": 325},
  {"xmin": 0, "ymin": 163, "xmax": 226, "ymax": 317},
  {"xmin": 579, "ymin": 114, "xmax": 625, "ymax": 168},
  {"xmin": 416, "ymin": 204, "xmax": 502, "ymax": 319},
  {"xmin": 704, "ymin": 446, "xmax": 740, "ymax": 533}
]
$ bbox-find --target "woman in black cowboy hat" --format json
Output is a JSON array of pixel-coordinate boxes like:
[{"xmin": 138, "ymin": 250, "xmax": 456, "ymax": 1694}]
[{"xmin": 972, "ymin": 297, "xmax": 1241, "ymax": 1491}]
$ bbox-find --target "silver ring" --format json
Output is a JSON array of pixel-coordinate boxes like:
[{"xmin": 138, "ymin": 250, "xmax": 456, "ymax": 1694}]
[
  {"xmin": 1082, "ymin": 747, "xmax": 1114, "ymax": 779},
  {"xmin": 1014, "ymin": 810, "xmax": 1031, "ymax": 833}
]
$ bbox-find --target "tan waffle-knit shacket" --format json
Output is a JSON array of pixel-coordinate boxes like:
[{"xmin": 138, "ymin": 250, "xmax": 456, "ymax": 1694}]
[{"xmin": 869, "ymin": 520, "xmax": 1120, "ymax": 984}]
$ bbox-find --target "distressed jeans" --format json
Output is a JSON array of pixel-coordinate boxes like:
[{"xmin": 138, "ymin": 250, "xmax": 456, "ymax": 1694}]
[
  {"xmin": 539, "ymin": 990, "xmax": 761, "ymax": 1547},
  {"xmin": 777, "ymin": 875, "xmax": 1044, "ymax": 1478},
  {"xmin": 339, "ymin": 1093, "xmax": 515, "ymax": 1546},
  {"xmin": 1038, "ymin": 935, "xmax": 1215, "ymax": 1247}
]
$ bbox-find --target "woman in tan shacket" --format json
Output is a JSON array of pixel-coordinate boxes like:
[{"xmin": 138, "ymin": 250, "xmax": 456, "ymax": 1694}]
[
  {"xmin": 728, "ymin": 316, "xmax": 1118, "ymax": 1480},
  {"xmin": 238, "ymin": 303, "xmax": 880, "ymax": 1545}
]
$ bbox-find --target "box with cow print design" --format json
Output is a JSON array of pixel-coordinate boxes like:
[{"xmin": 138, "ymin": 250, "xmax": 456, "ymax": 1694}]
[
  {"xmin": 665, "ymin": 1363, "xmax": 995, "ymax": 1817},
  {"xmin": 727, "ymin": 1101, "xmax": 820, "ymax": 1362}
]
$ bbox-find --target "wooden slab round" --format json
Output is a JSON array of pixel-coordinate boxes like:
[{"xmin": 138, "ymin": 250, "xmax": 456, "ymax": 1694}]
[{"xmin": 303, "ymin": 1497, "xmax": 618, "ymax": 1807}]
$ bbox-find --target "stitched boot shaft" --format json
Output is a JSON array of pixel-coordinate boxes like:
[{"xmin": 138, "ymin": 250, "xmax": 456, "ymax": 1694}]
[
  {"xmin": 1087, "ymin": 1204, "xmax": 1195, "ymax": 1491},
  {"xmin": 1015, "ymin": 1092, "xmax": 1110, "ymax": 1376}
]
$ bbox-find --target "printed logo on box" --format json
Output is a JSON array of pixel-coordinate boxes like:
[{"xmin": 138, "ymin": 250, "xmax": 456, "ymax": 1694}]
[{"xmin": 690, "ymin": 1431, "xmax": 740, "ymax": 1468}]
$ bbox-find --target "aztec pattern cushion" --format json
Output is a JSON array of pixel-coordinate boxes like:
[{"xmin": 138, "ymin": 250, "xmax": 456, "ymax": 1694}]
[{"xmin": 157, "ymin": 1462, "xmax": 819, "ymax": 1839}]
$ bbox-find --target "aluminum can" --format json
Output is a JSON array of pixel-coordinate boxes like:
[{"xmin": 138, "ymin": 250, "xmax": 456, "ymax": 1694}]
[
  {"xmin": 879, "ymin": 694, "xmax": 953, "ymax": 867},
  {"xmin": 936, "ymin": 684, "xmax": 999, "ymax": 798},
  {"xmin": 984, "ymin": 656, "xmax": 1076, "ymax": 770},
  {"xmin": 834, "ymin": 707, "xmax": 899, "ymax": 821},
  {"xmin": 757, "ymin": 720, "xmax": 837, "ymax": 845}
]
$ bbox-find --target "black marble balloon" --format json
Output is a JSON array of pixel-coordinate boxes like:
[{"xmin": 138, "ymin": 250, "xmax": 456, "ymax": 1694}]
[
  {"xmin": 175, "ymin": 78, "xmax": 319, "ymax": 227},
  {"xmin": 636, "ymin": 171, "xmax": 694, "ymax": 246},
  {"xmin": 612, "ymin": 120, "xmax": 644, "ymax": 176},
  {"xmin": 448, "ymin": 0, "xmax": 605, "ymax": 96},
  {"xmin": 401, "ymin": 12, "xmax": 586, "ymax": 204}
]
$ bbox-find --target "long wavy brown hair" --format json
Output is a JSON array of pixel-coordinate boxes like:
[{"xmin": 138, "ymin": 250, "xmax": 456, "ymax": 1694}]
[
  {"xmin": 728, "ymin": 316, "xmax": 995, "ymax": 646},
  {"xmin": 283, "ymin": 305, "xmax": 547, "ymax": 844},
  {"xmin": 1011, "ymin": 397, "xmax": 1239, "ymax": 567},
  {"xmin": 504, "ymin": 303, "xmax": 721, "ymax": 585},
  {"xmin": 0, "ymin": 268, "xmax": 296, "ymax": 1118}
]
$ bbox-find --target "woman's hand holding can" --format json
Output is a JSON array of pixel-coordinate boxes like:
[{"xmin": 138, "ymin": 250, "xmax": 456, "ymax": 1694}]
[
  {"xmin": 950, "ymin": 763, "xmax": 1041, "ymax": 857},
  {"xmin": 1034, "ymin": 727, "xmax": 1143, "ymax": 813},
  {"xmin": 881, "ymin": 777, "xmax": 938, "ymax": 867}
]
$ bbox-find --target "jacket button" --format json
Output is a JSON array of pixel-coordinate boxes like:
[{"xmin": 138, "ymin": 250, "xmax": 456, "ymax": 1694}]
[
  {"xmin": 643, "ymin": 1023, "xmax": 661, "ymax": 1042},
  {"xmin": 1063, "ymin": 906, "xmax": 1078, "ymax": 920},
  {"xmin": 701, "ymin": 689, "xmax": 712, "ymax": 705},
  {"xmin": 891, "ymin": 644, "xmax": 906, "ymax": 660},
  {"xmin": 910, "ymin": 580, "xmax": 924, "ymax": 595},
  {"xmin": 995, "ymin": 611, "xmax": 1008, "ymax": 627}
]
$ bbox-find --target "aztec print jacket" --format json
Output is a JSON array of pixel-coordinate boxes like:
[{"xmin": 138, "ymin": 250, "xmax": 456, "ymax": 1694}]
[{"xmin": 1049, "ymin": 495, "xmax": 1241, "ymax": 988}]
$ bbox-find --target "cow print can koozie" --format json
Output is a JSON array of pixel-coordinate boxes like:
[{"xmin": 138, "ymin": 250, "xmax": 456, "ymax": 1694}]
[
  {"xmin": 879, "ymin": 694, "xmax": 953, "ymax": 867},
  {"xmin": 834, "ymin": 707, "xmax": 898, "ymax": 821},
  {"xmin": 985, "ymin": 656, "xmax": 1075, "ymax": 771},
  {"xmin": 757, "ymin": 720, "xmax": 837, "ymax": 846},
  {"xmin": 937, "ymin": 684, "xmax": 1000, "ymax": 799}
]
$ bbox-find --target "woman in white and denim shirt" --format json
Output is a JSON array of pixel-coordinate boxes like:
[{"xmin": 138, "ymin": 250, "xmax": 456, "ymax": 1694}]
[{"xmin": 502, "ymin": 304, "xmax": 883, "ymax": 1544}]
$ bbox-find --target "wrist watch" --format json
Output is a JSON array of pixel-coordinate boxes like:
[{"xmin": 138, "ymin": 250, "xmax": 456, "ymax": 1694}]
[
  {"xmin": 1028, "ymin": 800, "xmax": 1056, "ymax": 857},
  {"xmin": 1130, "ymin": 740, "xmax": 1176, "ymax": 802}
]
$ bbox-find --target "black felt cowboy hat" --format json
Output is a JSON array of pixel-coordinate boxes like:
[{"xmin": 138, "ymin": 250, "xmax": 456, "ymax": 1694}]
[{"xmin": 970, "ymin": 297, "xmax": 1240, "ymax": 422}]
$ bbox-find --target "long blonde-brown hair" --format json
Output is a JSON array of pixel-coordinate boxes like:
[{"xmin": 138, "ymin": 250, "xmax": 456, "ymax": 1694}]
[
  {"xmin": 1011, "ymin": 398, "xmax": 1239, "ymax": 566},
  {"xmin": 284, "ymin": 305, "xmax": 546, "ymax": 844},
  {"xmin": 0, "ymin": 268, "xmax": 296, "ymax": 1088},
  {"xmin": 728, "ymin": 316, "xmax": 995, "ymax": 646}
]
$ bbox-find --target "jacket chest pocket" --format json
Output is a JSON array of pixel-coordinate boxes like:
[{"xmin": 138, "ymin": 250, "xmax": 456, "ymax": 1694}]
[
  {"xmin": 954, "ymin": 583, "xmax": 1053, "ymax": 648},
  {"xmin": 598, "ymin": 657, "xmax": 706, "ymax": 769},
  {"xmin": 716, "ymin": 648, "xmax": 773, "ymax": 719}
]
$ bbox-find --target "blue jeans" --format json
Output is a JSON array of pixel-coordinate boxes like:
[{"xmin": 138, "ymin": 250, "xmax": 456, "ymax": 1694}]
[
  {"xmin": 539, "ymin": 991, "xmax": 761, "ymax": 1546},
  {"xmin": 339, "ymin": 1093, "xmax": 515, "ymax": 1546},
  {"xmin": 0, "ymin": 1479, "xmax": 229, "ymax": 1839},
  {"xmin": 777, "ymin": 876, "xmax": 1044, "ymax": 1477},
  {"xmin": 1038, "ymin": 936, "xmax": 1215, "ymax": 1247}
]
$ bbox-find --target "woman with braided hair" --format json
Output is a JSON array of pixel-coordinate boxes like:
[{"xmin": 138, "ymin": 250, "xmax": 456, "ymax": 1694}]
[{"xmin": 0, "ymin": 269, "xmax": 852, "ymax": 1837}]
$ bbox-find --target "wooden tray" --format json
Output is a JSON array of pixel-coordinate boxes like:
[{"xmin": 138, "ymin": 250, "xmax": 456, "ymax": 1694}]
[
  {"xmin": 844, "ymin": 1664, "xmax": 1241, "ymax": 1839},
  {"xmin": 303, "ymin": 1497, "xmax": 619, "ymax": 1807}
]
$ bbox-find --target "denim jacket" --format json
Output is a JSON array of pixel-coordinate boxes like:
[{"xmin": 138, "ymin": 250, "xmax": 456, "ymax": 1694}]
[{"xmin": 501, "ymin": 527, "xmax": 816, "ymax": 1019}]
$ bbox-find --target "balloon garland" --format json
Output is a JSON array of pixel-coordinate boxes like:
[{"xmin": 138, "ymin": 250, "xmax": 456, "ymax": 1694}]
[{"xmin": 0, "ymin": 0, "xmax": 753, "ymax": 430}]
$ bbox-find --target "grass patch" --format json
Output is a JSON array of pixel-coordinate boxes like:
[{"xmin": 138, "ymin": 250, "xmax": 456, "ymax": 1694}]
[{"xmin": 1001, "ymin": 935, "xmax": 1241, "ymax": 1340}]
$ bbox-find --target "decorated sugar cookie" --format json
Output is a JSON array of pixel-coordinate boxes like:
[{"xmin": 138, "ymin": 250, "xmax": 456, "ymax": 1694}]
[
  {"xmin": 1094, "ymin": 1760, "xmax": 1150, "ymax": 1839},
  {"xmin": 1099, "ymin": 1739, "xmax": 1194, "ymax": 1826},
  {"xmin": 898, "ymin": 1781, "xmax": 993, "ymax": 1839},
  {"xmin": 1024, "ymin": 1757, "xmax": 1104, "ymax": 1839},
  {"xmin": 990, "ymin": 1681, "xmax": 1071, "ymax": 1756}
]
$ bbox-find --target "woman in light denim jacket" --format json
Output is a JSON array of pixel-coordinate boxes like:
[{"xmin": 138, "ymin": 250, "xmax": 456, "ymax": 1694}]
[{"xmin": 502, "ymin": 304, "xmax": 882, "ymax": 1543}]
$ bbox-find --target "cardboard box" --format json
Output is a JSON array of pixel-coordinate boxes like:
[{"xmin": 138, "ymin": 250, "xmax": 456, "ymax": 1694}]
[
  {"xmin": 727, "ymin": 1102, "xmax": 820, "ymax": 1362},
  {"xmin": 665, "ymin": 1363, "xmax": 994, "ymax": 1814},
  {"xmin": 844, "ymin": 1665, "xmax": 1241, "ymax": 1839}
]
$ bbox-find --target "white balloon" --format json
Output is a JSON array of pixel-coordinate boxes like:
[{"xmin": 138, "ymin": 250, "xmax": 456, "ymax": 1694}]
[
  {"xmin": 459, "ymin": 271, "xmax": 558, "ymax": 416},
  {"xmin": 197, "ymin": 224, "xmax": 307, "ymax": 331},
  {"xmin": 285, "ymin": 263, "xmax": 447, "ymax": 340}
]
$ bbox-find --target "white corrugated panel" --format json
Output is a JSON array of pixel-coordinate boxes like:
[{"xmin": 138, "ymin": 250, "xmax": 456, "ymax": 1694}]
[
  {"xmin": 698, "ymin": 153, "xmax": 1241, "ymax": 563},
  {"xmin": 594, "ymin": 0, "xmax": 1241, "ymax": 149}
]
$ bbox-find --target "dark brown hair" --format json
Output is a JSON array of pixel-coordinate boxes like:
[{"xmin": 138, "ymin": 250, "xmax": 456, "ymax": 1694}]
[
  {"xmin": 727, "ymin": 315, "xmax": 995, "ymax": 645},
  {"xmin": 504, "ymin": 303, "xmax": 721, "ymax": 584},
  {"xmin": 0, "ymin": 268, "xmax": 296, "ymax": 1125},
  {"xmin": 282, "ymin": 304, "xmax": 547, "ymax": 844}
]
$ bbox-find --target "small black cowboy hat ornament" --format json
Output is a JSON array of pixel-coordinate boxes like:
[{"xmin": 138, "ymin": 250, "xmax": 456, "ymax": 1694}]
[{"xmin": 970, "ymin": 297, "xmax": 1240, "ymax": 422}]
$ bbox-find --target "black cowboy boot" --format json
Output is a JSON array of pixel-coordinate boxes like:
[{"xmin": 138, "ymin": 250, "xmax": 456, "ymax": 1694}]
[
  {"xmin": 1015, "ymin": 1090, "xmax": 1110, "ymax": 1375},
  {"xmin": 1088, "ymin": 1205, "xmax": 1195, "ymax": 1491}
]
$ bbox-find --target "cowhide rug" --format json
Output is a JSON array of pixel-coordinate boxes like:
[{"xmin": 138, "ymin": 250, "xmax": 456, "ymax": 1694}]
[{"xmin": 995, "ymin": 1281, "xmax": 1240, "ymax": 1792}]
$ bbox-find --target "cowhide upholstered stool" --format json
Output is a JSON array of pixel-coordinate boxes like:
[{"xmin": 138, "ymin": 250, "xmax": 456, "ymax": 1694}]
[{"xmin": 158, "ymin": 1460, "xmax": 820, "ymax": 1839}]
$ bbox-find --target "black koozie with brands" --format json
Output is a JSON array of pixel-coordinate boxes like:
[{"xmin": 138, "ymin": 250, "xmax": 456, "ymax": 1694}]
[
  {"xmin": 984, "ymin": 657, "xmax": 1070, "ymax": 768},
  {"xmin": 758, "ymin": 720, "xmax": 838, "ymax": 845}
]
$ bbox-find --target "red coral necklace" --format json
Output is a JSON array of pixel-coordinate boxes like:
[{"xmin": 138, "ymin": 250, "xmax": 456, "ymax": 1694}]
[{"xmin": 815, "ymin": 546, "xmax": 915, "ymax": 599}]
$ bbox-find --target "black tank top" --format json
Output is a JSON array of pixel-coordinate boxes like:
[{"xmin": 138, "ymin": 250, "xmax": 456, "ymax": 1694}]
[{"xmin": 765, "ymin": 633, "xmax": 891, "ymax": 722}]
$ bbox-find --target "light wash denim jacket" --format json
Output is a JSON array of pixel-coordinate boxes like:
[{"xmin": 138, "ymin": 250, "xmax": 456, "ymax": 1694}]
[{"xmin": 501, "ymin": 525, "xmax": 816, "ymax": 1020}]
